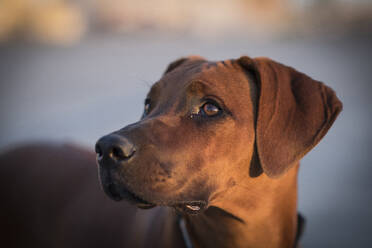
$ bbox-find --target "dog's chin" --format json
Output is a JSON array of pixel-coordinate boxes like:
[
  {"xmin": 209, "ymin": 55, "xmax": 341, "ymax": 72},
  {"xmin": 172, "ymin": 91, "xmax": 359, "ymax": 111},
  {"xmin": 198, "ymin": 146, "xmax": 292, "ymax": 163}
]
[{"xmin": 104, "ymin": 183, "xmax": 156, "ymax": 209}]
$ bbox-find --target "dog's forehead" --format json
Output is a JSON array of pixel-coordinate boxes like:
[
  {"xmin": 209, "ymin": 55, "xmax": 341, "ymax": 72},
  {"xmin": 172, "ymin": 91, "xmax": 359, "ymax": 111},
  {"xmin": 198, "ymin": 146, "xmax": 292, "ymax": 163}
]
[{"xmin": 153, "ymin": 59, "xmax": 249, "ymax": 97}]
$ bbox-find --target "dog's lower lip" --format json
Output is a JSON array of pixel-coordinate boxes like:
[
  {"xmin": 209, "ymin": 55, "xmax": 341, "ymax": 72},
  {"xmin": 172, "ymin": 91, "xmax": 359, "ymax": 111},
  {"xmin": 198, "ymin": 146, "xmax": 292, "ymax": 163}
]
[
  {"xmin": 186, "ymin": 205, "xmax": 200, "ymax": 211},
  {"xmin": 136, "ymin": 202, "xmax": 156, "ymax": 209},
  {"xmin": 123, "ymin": 188, "xmax": 156, "ymax": 209},
  {"xmin": 174, "ymin": 200, "xmax": 207, "ymax": 214}
]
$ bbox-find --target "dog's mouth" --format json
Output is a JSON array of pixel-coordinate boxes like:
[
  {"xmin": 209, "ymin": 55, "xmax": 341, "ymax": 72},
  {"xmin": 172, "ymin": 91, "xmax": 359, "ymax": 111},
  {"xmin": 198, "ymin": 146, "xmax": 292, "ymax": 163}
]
[
  {"xmin": 105, "ymin": 183, "xmax": 208, "ymax": 213},
  {"xmin": 105, "ymin": 183, "xmax": 156, "ymax": 209}
]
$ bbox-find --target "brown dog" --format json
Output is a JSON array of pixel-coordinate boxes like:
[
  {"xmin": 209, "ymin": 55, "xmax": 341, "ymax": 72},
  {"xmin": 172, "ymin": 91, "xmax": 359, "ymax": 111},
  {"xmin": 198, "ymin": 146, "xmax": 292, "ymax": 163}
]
[
  {"xmin": 95, "ymin": 55, "xmax": 342, "ymax": 247},
  {"xmin": 0, "ymin": 56, "xmax": 342, "ymax": 248}
]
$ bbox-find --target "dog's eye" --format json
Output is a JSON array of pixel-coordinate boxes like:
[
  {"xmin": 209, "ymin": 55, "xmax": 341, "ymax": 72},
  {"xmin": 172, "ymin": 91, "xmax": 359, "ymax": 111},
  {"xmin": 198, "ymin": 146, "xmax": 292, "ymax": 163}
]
[
  {"xmin": 200, "ymin": 102, "xmax": 221, "ymax": 117},
  {"xmin": 143, "ymin": 99, "xmax": 151, "ymax": 116},
  {"xmin": 144, "ymin": 103, "xmax": 150, "ymax": 114}
]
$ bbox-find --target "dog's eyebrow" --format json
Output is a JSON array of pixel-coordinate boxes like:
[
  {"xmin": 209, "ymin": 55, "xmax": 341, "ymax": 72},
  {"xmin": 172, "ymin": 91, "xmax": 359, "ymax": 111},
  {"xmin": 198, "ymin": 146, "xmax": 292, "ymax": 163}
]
[{"xmin": 184, "ymin": 80, "xmax": 216, "ymax": 93}]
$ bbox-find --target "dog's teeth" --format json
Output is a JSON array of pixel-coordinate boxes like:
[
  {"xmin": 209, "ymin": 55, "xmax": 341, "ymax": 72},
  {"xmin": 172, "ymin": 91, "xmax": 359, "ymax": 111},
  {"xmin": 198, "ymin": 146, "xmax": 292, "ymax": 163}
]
[{"xmin": 186, "ymin": 205, "xmax": 200, "ymax": 211}]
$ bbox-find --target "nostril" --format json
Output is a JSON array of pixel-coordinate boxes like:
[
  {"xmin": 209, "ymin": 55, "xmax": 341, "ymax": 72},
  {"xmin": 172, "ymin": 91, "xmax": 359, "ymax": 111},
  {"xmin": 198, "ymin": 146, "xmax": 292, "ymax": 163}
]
[
  {"xmin": 110, "ymin": 145, "xmax": 135, "ymax": 161},
  {"xmin": 111, "ymin": 147, "xmax": 125, "ymax": 160}
]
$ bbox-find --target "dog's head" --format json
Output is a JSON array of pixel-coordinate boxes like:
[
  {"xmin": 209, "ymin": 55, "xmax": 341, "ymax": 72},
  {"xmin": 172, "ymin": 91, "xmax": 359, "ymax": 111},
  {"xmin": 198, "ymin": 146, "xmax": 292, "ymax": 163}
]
[{"xmin": 95, "ymin": 56, "xmax": 342, "ymax": 213}]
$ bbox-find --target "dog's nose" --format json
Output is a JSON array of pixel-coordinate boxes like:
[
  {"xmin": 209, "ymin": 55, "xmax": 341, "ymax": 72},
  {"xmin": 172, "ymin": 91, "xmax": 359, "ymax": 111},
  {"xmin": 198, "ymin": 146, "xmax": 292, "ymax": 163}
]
[{"xmin": 95, "ymin": 134, "xmax": 136, "ymax": 163}]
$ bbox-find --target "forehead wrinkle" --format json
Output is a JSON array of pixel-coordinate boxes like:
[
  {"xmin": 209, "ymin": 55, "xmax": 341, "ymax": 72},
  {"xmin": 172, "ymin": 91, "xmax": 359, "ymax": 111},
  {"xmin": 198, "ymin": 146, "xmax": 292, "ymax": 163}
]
[
  {"xmin": 183, "ymin": 72, "xmax": 228, "ymax": 92},
  {"xmin": 184, "ymin": 80, "xmax": 209, "ymax": 94},
  {"xmin": 186, "ymin": 78, "xmax": 228, "ymax": 101}
]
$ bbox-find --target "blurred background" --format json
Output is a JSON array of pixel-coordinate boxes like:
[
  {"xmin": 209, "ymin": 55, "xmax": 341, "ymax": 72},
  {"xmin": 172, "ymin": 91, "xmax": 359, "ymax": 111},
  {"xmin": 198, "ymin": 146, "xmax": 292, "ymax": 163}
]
[{"xmin": 0, "ymin": 0, "xmax": 371, "ymax": 247}]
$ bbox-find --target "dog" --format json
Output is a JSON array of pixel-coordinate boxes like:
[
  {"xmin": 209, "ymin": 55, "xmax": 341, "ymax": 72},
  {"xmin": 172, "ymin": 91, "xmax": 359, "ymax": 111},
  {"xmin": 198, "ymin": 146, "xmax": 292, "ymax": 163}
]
[
  {"xmin": 0, "ymin": 55, "xmax": 342, "ymax": 248},
  {"xmin": 94, "ymin": 55, "xmax": 342, "ymax": 248}
]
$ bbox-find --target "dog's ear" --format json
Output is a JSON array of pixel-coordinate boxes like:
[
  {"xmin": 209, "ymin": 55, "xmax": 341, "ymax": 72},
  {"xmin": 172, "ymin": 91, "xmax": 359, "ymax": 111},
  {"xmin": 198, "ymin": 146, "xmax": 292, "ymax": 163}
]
[
  {"xmin": 238, "ymin": 56, "xmax": 342, "ymax": 178},
  {"xmin": 163, "ymin": 56, "xmax": 206, "ymax": 75}
]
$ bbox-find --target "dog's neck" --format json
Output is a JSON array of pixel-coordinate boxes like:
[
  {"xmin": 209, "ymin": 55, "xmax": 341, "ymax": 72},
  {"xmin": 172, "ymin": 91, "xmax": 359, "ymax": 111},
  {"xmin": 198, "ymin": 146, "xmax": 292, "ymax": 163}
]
[{"xmin": 182, "ymin": 164, "xmax": 300, "ymax": 248}]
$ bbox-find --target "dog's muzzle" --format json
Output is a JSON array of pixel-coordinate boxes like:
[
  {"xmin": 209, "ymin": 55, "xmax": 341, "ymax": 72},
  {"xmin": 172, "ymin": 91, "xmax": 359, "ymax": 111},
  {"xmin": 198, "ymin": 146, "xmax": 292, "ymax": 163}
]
[
  {"xmin": 95, "ymin": 133, "xmax": 156, "ymax": 208},
  {"xmin": 95, "ymin": 133, "xmax": 208, "ymax": 213}
]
